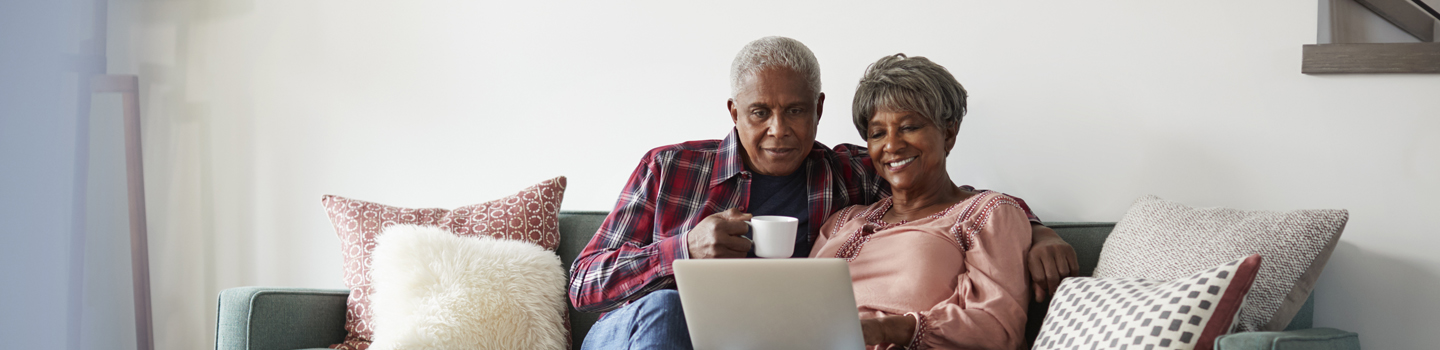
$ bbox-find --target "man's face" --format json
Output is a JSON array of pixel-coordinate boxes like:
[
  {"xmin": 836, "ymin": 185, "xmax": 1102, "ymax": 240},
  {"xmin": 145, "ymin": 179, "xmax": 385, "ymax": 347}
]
[{"xmin": 728, "ymin": 67, "xmax": 824, "ymax": 176}]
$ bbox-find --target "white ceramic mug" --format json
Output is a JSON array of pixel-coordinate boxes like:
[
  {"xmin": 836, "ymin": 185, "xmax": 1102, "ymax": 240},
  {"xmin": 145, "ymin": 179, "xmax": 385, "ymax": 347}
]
[{"xmin": 746, "ymin": 215, "xmax": 799, "ymax": 258}]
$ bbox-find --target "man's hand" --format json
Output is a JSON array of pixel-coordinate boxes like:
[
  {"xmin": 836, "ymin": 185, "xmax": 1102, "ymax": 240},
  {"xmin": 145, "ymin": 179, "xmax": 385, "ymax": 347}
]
[
  {"xmin": 1028, "ymin": 224, "xmax": 1078, "ymax": 302},
  {"xmin": 686, "ymin": 208, "xmax": 753, "ymax": 259},
  {"xmin": 860, "ymin": 315, "xmax": 917, "ymax": 346}
]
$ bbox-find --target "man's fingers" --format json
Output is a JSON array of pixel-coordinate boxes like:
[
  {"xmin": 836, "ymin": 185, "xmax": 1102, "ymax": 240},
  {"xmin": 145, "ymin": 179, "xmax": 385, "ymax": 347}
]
[
  {"xmin": 716, "ymin": 208, "xmax": 753, "ymax": 221},
  {"xmin": 1051, "ymin": 244, "xmax": 1077, "ymax": 278},
  {"xmin": 1057, "ymin": 255, "xmax": 1073, "ymax": 278},
  {"xmin": 1028, "ymin": 249, "xmax": 1054, "ymax": 302},
  {"xmin": 1027, "ymin": 252, "xmax": 1047, "ymax": 290},
  {"xmin": 707, "ymin": 209, "xmax": 752, "ymax": 236},
  {"xmin": 715, "ymin": 220, "xmax": 750, "ymax": 236},
  {"xmin": 716, "ymin": 234, "xmax": 752, "ymax": 255},
  {"xmin": 1066, "ymin": 253, "xmax": 1080, "ymax": 278},
  {"xmin": 1041, "ymin": 253, "xmax": 1061, "ymax": 296}
]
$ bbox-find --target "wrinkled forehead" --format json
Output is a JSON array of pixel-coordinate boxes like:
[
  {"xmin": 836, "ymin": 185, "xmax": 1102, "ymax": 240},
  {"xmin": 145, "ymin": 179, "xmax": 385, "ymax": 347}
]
[
  {"xmin": 868, "ymin": 107, "xmax": 929, "ymax": 125},
  {"xmin": 734, "ymin": 67, "xmax": 820, "ymax": 101}
]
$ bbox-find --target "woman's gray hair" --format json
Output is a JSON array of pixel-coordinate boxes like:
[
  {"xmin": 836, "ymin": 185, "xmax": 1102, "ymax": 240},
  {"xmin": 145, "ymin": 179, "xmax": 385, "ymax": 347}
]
[
  {"xmin": 851, "ymin": 53, "xmax": 967, "ymax": 138},
  {"xmin": 730, "ymin": 36, "xmax": 822, "ymax": 97}
]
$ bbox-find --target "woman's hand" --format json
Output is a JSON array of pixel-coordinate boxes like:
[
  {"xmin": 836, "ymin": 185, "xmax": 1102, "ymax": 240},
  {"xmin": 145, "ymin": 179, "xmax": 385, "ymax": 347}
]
[
  {"xmin": 1028, "ymin": 224, "xmax": 1079, "ymax": 302},
  {"xmin": 860, "ymin": 315, "xmax": 918, "ymax": 346}
]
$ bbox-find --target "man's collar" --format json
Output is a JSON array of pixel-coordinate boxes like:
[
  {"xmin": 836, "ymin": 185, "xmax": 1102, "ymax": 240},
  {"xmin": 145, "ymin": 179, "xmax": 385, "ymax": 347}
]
[
  {"xmin": 711, "ymin": 129, "xmax": 746, "ymax": 187},
  {"xmin": 710, "ymin": 128, "xmax": 832, "ymax": 187}
]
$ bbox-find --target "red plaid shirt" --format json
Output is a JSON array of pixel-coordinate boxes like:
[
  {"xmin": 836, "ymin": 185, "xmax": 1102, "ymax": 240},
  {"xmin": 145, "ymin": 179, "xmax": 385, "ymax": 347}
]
[{"xmin": 568, "ymin": 129, "xmax": 1040, "ymax": 313}]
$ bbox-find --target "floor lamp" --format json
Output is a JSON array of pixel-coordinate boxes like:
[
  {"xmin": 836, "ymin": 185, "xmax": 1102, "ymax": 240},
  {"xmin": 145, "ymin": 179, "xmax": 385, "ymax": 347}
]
[{"xmin": 90, "ymin": 74, "xmax": 154, "ymax": 350}]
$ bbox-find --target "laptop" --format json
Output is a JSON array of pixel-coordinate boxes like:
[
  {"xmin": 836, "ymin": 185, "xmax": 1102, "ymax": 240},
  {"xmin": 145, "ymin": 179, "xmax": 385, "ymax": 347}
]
[{"xmin": 673, "ymin": 258, "xmax": 865, "ymax": 350}]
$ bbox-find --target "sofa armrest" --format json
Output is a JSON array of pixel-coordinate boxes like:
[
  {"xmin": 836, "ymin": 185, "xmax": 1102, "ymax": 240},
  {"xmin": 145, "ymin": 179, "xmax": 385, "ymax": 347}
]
[
  {"xmin": 216, "ymin": 287, "xmax": 350, "ymax": 350},
  {"xmin": 1215, "ymin": 327, "xmax": 1361, "ymax": 350}
]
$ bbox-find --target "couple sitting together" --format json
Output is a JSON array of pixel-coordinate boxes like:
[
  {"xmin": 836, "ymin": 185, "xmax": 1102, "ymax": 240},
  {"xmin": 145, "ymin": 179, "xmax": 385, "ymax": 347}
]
[{"xmin": 568, "ymin": 36, "xmax": 1077, "ymax": 350}]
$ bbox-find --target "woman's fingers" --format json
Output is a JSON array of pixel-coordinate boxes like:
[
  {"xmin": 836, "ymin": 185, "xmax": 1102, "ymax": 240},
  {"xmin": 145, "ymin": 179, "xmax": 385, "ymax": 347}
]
[{"xmin": 859, "ymin": 318, "xmax": 884, "ymax": 345}]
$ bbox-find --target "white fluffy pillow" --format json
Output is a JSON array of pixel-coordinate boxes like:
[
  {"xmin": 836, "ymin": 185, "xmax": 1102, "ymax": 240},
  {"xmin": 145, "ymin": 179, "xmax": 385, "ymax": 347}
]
[{"xmin": 369, "ymin": 224, "xmax": 568, "ymax": 350}]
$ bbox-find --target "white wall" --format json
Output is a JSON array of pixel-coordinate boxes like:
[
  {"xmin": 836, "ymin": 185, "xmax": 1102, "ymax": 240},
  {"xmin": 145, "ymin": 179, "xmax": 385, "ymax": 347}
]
[
  {"xmin": 108, "ymin": 1, "xmax": 1439, "ymax": 349},
  {"xmin": 1, "ymin": 0, "xmax": 91, "ymax": 349}
]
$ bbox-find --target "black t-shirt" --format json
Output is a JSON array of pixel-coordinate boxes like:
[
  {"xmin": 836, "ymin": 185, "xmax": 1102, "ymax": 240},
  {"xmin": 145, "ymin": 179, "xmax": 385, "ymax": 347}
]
[{"xmin": 747, "ymin": 170, "xmax": 812, "ymax": 258}]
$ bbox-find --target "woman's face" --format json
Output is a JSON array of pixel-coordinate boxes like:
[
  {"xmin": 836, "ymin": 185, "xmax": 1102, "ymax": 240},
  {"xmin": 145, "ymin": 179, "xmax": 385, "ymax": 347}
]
[{"xmin": 865, "ymin": 108, "xmax": 957, "ymax": 193}]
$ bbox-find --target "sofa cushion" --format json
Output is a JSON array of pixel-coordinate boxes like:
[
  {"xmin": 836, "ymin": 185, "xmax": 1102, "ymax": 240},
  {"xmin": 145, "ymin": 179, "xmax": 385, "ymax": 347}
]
[
  {"xmin": 322, "ymin": 176, "xmax": 566, "ymax": 350},
  {"xmin": 556, "ymin": 211, "xmax": 610, "ymax": 350},
  {"xmin": 216, "ymin": 287, "xmax": 350, "ymax": 350},
  {"xmin": 1214, "ymin": 327, "xmax": 1361, "ymax": 350},
  {"xmin": 1092, "ymin": 196, "xmax": 1347, "ymax": 332},
  {"xmin": 1034, "ymin": 254, "xmax": 1262, "ymax": 350}
]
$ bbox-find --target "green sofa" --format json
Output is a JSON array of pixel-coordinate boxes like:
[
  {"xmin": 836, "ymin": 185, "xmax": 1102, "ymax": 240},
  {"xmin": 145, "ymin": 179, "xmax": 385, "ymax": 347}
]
[{"xmin": 216, "ymin": 211, "xmax": 1359, "ymax": 350}]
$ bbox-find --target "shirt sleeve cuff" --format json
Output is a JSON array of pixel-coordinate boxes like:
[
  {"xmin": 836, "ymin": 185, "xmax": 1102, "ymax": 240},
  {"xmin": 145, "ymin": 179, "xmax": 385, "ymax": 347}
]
[
  {"xmin": 646, "ymin": 232, "xmax": 690, "ymax": 281},
  {"xmin": 674, "ymin": 231, "xmax": 690, "ymax": 260},
  {"xmin": 659, "ymin": 231, "xmax": 690, "ymax": 276},
  {"xmin": 903, "ymin": 312, "xmax": 929, "ymax": 349}
]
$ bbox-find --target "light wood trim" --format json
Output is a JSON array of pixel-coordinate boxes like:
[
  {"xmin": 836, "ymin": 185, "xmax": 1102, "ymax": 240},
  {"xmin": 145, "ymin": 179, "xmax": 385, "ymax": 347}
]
[
  {"xmin": 1353, "ymin": 0, "xmax": 1436, "ymax": 42},
  {"xmin": 1302, "ymin": 42, "xmax": 1440, "ymax": 73}
]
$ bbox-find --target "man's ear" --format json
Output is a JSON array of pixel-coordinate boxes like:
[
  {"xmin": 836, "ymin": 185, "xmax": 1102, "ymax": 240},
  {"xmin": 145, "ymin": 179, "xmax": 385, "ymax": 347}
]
[
  {"xmin": 815, "ymin": 92, "xmax": 825, "ymax": 122},
  {"xmin": 728, "ymin": 98, "xmax": 739, "ymax": 124}
]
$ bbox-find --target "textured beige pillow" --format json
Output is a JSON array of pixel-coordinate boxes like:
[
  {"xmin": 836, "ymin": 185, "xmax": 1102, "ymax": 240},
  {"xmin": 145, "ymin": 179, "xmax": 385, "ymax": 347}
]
[
  {"xmin": 369, "ymin": 224, "xmax": 567, "ymax": 350},
  {"xmin": 1092, "ymin": 195, "xmax": 1347, "ymax": 332}
]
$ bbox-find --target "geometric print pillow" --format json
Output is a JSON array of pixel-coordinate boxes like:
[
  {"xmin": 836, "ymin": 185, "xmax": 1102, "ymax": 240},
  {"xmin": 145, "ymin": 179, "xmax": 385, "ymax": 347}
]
[
  {"xmin": 1033, "ymin": 254, "xmax": 1262, "ymax": 350},
  {"xmin": 322, "ymin": 176, "xmax": 567, "ymax": 350},
  {"xmin": 1092, "ymin": 196, "xmax": 1347, "ymax": 332}
]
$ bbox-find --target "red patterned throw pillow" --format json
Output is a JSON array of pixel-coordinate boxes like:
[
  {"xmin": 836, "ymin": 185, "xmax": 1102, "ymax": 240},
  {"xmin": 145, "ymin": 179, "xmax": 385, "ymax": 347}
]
[{"xmin": 323, "ymin": 176, "xmax": 566, "ymax": 350}]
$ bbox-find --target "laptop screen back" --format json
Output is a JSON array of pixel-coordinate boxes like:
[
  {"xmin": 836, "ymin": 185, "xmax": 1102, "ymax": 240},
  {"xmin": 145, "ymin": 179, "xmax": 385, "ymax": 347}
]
[{"xmin": 674, "ymin": 258, "xmax": 864, "ymax": 350}]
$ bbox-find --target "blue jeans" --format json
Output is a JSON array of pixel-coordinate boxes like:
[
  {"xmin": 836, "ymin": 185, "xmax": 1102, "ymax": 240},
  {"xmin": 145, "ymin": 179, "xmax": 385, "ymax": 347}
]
[{"xmin": 580, "ymin": 289, "xmax": 693, "ymax": 350}]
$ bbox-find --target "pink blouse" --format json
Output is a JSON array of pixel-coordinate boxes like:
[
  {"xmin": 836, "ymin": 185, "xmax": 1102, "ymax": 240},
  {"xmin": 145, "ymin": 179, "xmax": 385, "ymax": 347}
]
[{"xmin": 809, "ymin": 191, "xmax": 1032, "ymax": 350}]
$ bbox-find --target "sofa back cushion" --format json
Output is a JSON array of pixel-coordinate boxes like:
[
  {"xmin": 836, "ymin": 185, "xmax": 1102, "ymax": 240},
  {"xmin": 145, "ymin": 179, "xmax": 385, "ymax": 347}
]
[
  {"xmin": 557, "ymin": 211, "xmax": 609, "ymax": 350},
  {"xmin": 551, "ymin": 216, "xmax": 1315, "ymax": 348},
  {"xmin": 1050, "ymin": 222, "xmax": 1116, "ymax": 276}
]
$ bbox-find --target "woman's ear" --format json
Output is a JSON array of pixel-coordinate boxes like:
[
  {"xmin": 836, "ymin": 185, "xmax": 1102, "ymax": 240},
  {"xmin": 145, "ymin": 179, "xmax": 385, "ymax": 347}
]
[{"xmin": 944, "ymin": 122, "xmax": 959, "ymax": 154}]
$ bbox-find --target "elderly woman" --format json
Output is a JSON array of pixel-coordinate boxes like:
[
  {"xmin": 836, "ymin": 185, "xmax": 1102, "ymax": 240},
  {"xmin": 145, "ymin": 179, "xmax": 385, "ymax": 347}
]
[{"xmin": 809, "ymin": 54, "xmax": 1031, "ymax": 350}]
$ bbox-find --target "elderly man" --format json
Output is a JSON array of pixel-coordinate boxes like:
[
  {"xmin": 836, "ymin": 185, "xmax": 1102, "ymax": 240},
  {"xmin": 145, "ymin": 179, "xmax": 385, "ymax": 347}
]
[{"xmin": 569, "ymin": 36, "xmax": 1076, "ymax": 349}]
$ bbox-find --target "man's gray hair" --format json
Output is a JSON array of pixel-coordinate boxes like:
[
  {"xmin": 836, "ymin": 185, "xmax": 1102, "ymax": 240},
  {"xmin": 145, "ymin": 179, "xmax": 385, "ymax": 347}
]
[
  {"xmin": 730, "ymin": 36, "xmax": 822, "ymax": 97},
  {"xmin": 851, "ymin": 53, "xmax": 967, "ymax": 138}
]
